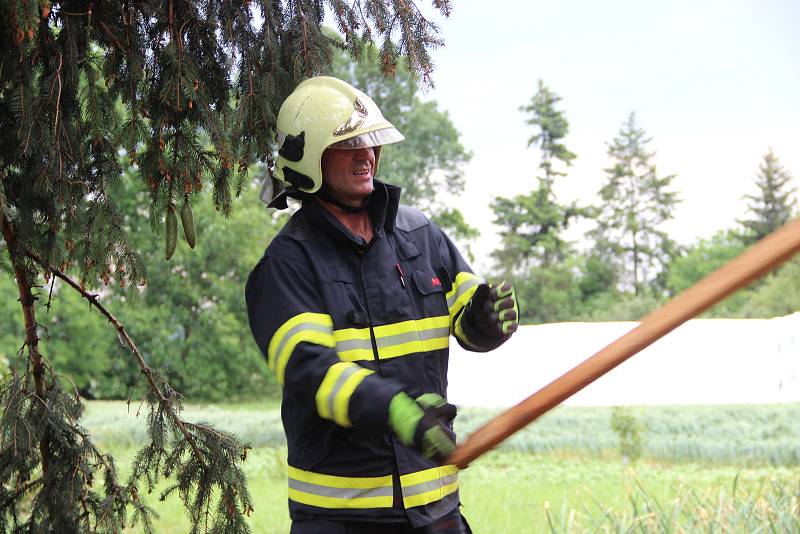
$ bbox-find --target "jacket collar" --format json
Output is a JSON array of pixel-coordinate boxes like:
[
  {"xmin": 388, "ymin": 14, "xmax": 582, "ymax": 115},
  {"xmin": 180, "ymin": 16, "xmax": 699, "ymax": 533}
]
[{"xmin": 302, "ymin": 179, "xmax": 402, "ymax": 245}]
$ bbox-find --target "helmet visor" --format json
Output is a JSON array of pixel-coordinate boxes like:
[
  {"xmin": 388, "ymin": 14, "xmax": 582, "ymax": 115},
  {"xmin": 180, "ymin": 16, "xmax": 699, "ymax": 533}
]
[{"xmin": 328, "ymin": 127, "xmax": 405, "ymax": 150}]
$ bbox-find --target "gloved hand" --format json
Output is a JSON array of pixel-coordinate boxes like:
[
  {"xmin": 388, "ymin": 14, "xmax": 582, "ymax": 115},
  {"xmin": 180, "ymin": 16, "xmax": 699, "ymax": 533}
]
[
  {"xmin": 389, "ymin": 392, "xmax": 456, "ymax": 462},
  {"xmin": 468, "ymin": 281, "xmax": 519, "ymax": 338}
]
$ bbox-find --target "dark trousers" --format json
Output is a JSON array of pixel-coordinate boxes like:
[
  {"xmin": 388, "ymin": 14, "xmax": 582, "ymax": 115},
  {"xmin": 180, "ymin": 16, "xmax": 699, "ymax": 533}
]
[{"xmin": 290, "ymin": 509, "xmax": 472, "ymax": 534}]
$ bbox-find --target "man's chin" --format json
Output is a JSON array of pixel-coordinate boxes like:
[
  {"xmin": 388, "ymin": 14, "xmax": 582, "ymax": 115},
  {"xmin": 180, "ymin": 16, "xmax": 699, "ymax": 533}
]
[
  {"xmin": 352, "ymin": 182, "xmax": 374, "ymax": 199},
  {"xmin": 323, "ymin": 180, "xmax": 374, "ymax": 208}
]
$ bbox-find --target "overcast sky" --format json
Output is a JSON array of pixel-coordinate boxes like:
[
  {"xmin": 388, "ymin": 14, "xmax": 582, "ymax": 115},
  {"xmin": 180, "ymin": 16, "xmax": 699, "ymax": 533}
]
[{"xmin": 407, "ymin": 0, "xmax": 800, "ymax": 270}]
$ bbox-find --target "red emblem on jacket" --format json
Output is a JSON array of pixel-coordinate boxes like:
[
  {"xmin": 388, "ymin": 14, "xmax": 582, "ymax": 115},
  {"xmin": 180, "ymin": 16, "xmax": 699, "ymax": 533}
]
[{"xmin": 431, "ymin": 277, "xmax": 441, "ymax": 287}]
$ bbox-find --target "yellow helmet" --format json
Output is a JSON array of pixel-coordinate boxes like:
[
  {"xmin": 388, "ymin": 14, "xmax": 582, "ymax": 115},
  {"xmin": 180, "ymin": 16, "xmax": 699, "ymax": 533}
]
[{"xmin": 263, "ymin": 76, "xmax": 404, "ymax": 206}]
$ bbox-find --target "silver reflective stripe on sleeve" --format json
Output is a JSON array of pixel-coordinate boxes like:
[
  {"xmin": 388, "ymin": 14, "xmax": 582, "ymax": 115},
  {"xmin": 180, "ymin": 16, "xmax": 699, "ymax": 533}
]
[
  {"xmin": 446, "ymin": 272, "xmax": 484, "ymax": 320},
  {"xmin": 402, "ymin": 473, "xmax": 458, "ymax": 498},
  {"xmin": 267, "ymin": 312, "xmax": 335, "ymax": 385},
  {"xmin": 288, "ymin": 479, "xmax": 394, "ymax": 500},
  {"xmin": 400, "ymin": 465, "xmax": 459, "ymax": 508},
  {"xmin": 376, "ymin": 326, "xmax": 450, "ymax": 348},
  {"xmin": 287, "ymin": 466, "xmax": 394, "ymax": 509},
  {"xmin": 274, "ymin": 321, "xmax": 333, "ymax": 362},
  {"xmin": 315, "ymin": 362, "xmax": 374, "ymax": 427}
]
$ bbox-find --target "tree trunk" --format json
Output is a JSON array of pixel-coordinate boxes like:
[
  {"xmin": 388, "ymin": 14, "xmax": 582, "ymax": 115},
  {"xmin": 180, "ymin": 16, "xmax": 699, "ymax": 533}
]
[{"xmin": 0, "ymin": 212, "xmax": 50, "ymax": 476}]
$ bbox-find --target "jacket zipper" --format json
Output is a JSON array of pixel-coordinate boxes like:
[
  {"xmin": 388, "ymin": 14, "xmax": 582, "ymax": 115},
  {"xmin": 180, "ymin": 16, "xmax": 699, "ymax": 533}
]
[
  {"xmin": 356, "ymin": 250, "xmax": 384, "ymax": 376},
  {"xmin": 357, "ymin": 246, "xmax": 403, "ymax": 507}
]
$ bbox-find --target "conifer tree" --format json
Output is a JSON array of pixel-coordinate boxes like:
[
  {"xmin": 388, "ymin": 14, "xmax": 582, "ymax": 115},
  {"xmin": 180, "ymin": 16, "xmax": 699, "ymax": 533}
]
[
  {"xmin": 520, "ymin": 79, "xmax": 576, "ymax": 190},
  {"xmin": 0, "ymin": 2, "xmax": 450, "ymax": 531},
  {"xmin": 738, "ymin": 148, "xmax": 797, "ymax": 245},
  {"xmin": 590, "ymin": 113, "xmax": 680, "ymax": 296},
  {"xmin": 491, "ymin": 80, "xmax": 581, "ymax": 275}
]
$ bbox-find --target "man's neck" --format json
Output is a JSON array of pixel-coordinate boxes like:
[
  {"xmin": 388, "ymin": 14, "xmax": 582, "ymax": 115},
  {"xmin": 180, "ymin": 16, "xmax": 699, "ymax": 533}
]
[{"xmin": 318, "ymin": 198, "xmax": 374, "ymax": 243}]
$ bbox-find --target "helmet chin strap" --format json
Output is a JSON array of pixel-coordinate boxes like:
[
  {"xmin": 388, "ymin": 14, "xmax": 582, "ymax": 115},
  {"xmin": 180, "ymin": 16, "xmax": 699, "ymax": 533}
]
[{"xmin": 318, "ymin": 181, "xmax": 372, "ymax": 213}]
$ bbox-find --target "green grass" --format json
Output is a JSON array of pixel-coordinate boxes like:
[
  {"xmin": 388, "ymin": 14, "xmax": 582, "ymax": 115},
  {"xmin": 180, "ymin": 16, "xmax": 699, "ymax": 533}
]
[
  {"xmin": 78, "ymin": 401, "xmax": 800, "ymax": 533},
  {"xmin": 458, "ymin": 451, "xmax": 799, "ymax": 533},
  {"xmin": 82, "ymin": 399, "xmax": 284, "ymax": 449}
]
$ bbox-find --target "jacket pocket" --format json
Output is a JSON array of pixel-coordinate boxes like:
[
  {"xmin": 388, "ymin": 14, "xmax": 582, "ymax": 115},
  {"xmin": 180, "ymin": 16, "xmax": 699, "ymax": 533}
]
[
  {"xmin": 320, "ymin": 266, "xmax": 366, "ymax": 327},
  {"xmin": 411, "ymin": 269, "xmax": 448, "ymax": 317},
  {"xmin": 411, "ymin": 269, "xmax": 446, "ymax": 295}
]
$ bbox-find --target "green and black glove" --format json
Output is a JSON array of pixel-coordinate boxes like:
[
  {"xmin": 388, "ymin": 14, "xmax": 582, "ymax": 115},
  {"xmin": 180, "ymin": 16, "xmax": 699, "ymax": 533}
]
[
  {"xmin": 468, "ymin": 280, "xmax": 519, "ymax": 338},
  {"xmin": 388, "ymin": 392, "xmax": 456, "ymax": 462}
]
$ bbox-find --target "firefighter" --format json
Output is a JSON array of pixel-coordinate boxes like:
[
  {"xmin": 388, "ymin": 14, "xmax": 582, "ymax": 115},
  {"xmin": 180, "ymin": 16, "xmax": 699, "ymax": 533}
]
[{"xmin": 246, "ymin": 76, "xmax": 519, "ymax": 534}]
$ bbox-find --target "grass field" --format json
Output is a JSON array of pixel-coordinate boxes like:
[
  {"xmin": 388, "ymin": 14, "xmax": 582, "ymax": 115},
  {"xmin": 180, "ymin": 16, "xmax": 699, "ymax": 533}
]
[{"xmin": 80, "ymin": 401, "xmax": 800, "ymax": 533}]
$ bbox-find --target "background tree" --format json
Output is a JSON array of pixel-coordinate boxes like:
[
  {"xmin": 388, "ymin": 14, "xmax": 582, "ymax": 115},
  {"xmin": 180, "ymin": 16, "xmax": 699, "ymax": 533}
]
[
  {"xmin": 1, "ymin": 159, "xmax": 283, "ymax": 403},
  {"xmin": 738, "ymin": 148, "xmax": 797, "ymax": 245},
  {"xmin": 491, "ymin": 80, "xmax": 581, "ymax": 275},
  {"xmin": 610, "ymin": 406, "xmax": 643, "ymax": 464},
  {"xmin": 590, "ymin": 113, "xmax": 680, "ymax": 296},
  {"xmin": 0, "ymin": 2, "xmax": 450, "ymax": 531},
  {"xmin": 488, "ymin": 81, "xmax": 586, "ymax": 324},
  {"xmin": 573, "ymin": 252, "xmax": 622, "ymax": 317},
  {"xmin": 520, "ymin": 79, "xmax": 576, "ymax": 191},
  {"xmin": 514, "ymin": 259, "xmax": 583, "ymax": 323},
  {"xmin": 667, "ymin": 230, "xmax": 745, "ymax": 294},
  {"xmin": 104, "ymin": 160, "xmax": 283, "ymax": 401},
  {"xmin": 746, "ymin": 258, "xmax": 800, "ymax": 317},
  {"xmin": 329, "ymin": 44, "xmax": 477, "ymax": 242},
  {"xmin": 665, "ymin": 230, "xmax": 748, "ymax": 317},
  {"xmin": 0, "ymin": 275, "xmax": 22, "ymax": 379}
]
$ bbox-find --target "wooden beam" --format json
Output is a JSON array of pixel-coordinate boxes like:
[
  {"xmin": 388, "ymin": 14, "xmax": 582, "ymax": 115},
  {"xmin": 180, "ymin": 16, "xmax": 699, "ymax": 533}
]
[{"xmin": 448, "ymin": 218, "xmax": 800, "ymax": 469}]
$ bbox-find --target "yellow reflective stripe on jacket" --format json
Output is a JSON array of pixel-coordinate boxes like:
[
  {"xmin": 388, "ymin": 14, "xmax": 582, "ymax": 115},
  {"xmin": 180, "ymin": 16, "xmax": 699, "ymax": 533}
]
[
  {"xmin": 287, "ymin": 466, "xmax": 393, "ymax": 509},
  {"xmin": 446, "ymin": 272, "xmax": 483, "ymax": 323},
  {"xmin": 287, "ymin": 465, "xmax": 457, "ymax": 510},
  {"xmin": 375, "ymin": 316, "xmax": 450, "ymax": 358},
  {"xmin": 332, "ymin": 327, "xmax": 374, "ymax": 361},
  {"xmin": 333, "ymin": 316, "xmax": 450, "ymax": 362},
  {"xmin": 315, "ymin": 362, "xmax": 374, "ymax": 427},
  {"xmin": 400, "ymin": 465, "xmax": 459, "ymax": 509},
  {"xmin": 268, "ymin": 312, "xmax": 335, "ymax": 385}
]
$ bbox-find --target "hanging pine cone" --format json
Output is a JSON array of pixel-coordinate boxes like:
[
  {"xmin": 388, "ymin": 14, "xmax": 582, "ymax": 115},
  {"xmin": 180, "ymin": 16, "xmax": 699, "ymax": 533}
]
[
  {"xmin": 180, "ymin": 196, "xmax": 196, "ymax": 249},
  {"xmin": 165, "ymin": 204, "xmax": 178, "ymax": 260}
]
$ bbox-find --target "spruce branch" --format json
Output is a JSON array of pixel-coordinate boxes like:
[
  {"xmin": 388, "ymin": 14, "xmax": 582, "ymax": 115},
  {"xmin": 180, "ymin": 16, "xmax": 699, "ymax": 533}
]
[
  {"xmin": 23, "ymin": 250, "xmax": 254, "ymax": 531},
  {"xmin": 297, "ymin": 2, "xmax": 313, "ymax": 78},
  {"xmin": 0, "ymin": 477, "xmax": 43, "ymax": 512},
  {"xmin": 50, "ymin": 51, "xmax": 63, "ymax": 143},
  {"xmin": 98, "ymin": 20, "xmax": 125, "ymax": 51},
  {"xmin": 23, "ymin": 250, "xmax": 208, "ymax": 468}
]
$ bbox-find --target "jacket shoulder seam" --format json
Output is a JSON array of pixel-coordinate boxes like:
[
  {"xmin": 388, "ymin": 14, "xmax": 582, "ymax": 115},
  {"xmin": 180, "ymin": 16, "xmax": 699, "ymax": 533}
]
[
  {"xmin": 277, "ymin": 211, "xmax": 324, "ymax": 243},
  {"xmin": 395, "ymin": 205, "xmax": 429, "ymax": 232}
]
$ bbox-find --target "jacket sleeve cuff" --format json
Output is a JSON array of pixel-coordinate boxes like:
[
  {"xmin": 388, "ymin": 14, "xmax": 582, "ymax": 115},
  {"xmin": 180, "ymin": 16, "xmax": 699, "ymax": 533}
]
[{"xmin": 347, "ymin": 373, "xmax": 405, "ymax": 433}]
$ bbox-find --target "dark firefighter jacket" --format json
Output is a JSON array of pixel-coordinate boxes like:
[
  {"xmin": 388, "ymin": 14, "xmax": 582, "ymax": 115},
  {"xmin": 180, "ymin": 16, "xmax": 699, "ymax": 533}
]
[{"xmin": 245, "ymin": 181, "xmax": 505, "ymax": 527}]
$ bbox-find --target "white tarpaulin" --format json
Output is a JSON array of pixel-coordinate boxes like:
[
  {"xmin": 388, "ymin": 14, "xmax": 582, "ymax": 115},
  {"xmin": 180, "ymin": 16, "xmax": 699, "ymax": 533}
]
[{"xmin": 447, "ymin": 313, "xmax": 800, "ymax": 407}]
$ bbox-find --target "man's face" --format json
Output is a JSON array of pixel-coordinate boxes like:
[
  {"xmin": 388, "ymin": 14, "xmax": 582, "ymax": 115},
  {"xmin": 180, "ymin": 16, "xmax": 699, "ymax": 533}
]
[{"xmin": 321, "ymin": 147, "xmax": 376, "ymax": 206}]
